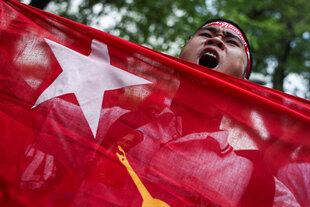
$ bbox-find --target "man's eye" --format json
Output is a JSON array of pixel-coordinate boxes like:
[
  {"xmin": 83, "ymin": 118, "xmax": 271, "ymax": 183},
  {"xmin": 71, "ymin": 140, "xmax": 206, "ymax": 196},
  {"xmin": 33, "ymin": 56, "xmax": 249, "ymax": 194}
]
[
  {"xmin": 200, "ymin": 33, "xmax": 212, "ymax": 38},
  {"xmin": 227, "ymin": 40, "xmax": 239, "ymax": 46}
]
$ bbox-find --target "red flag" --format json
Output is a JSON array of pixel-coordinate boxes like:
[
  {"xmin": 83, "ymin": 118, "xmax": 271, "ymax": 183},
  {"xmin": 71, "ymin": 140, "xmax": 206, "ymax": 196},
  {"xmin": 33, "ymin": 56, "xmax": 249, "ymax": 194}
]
[{"xmin": 1, "ymin": 0, "xmax": 310, "ymax": 206}]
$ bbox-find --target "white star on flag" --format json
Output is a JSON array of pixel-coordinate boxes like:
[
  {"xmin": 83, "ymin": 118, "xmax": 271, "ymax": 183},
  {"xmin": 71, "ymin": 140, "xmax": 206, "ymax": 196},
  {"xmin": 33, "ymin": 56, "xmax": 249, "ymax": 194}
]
[{"xmin": 33, "ymin": 38, "xmax": 151, "ymax": 138}]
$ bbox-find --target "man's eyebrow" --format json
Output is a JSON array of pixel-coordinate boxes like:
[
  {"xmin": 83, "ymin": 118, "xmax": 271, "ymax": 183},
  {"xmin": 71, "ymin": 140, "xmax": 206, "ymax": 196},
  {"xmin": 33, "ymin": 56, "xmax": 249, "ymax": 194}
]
[{"xmin": 198, "ymin": 27, "xmax": 218, "ymax": 33}]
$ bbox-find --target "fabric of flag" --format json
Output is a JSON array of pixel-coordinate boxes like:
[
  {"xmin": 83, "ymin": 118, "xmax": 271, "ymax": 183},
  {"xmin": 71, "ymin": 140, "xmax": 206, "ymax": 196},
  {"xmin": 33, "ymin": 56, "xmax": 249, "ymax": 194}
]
[{"xmin": 1, "ymin": 0, "xmax": 310, "ymax": 206}]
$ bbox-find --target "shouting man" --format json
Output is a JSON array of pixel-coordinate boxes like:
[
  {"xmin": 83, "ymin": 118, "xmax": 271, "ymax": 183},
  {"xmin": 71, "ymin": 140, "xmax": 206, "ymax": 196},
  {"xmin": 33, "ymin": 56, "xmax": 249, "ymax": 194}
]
[{"xmin": 180, "ymin": 18, "xmax": 252, "ymax": 79}]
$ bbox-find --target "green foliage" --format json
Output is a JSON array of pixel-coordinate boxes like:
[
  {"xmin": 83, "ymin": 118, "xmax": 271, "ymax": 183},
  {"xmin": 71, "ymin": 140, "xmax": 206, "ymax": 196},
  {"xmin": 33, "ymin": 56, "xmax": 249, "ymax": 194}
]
[
  {"xmin": 44, "ymin": 0, "xmax": 212, "ymax": 54},
  {"xmin": 214, "ymin": 0, "xmax": 310, "ymax": 94},
  {"xmin": 27, "ymin": 0, "xmax": 310, "ymax": 98}
]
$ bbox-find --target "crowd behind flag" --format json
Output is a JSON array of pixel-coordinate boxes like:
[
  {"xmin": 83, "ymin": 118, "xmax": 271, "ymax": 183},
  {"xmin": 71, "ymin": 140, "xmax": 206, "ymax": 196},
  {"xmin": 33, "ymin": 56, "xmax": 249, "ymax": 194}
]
[{"xmin": 0, "ymin": 0, "xmax": 310, "ymax": 206}]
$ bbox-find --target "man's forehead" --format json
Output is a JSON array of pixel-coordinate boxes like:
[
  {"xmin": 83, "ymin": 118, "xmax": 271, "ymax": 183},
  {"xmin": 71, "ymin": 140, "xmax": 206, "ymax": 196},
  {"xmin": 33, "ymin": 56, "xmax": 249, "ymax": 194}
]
[{"xmin": 199, "ymin": 25, "xmax": 238, "ymax": 37}]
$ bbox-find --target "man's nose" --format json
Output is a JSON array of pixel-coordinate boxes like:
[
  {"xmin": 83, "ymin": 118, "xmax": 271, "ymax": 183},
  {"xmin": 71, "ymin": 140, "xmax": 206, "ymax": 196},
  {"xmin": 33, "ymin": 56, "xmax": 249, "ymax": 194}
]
[{"xmin": 206, "ymin": 38, "xmax": 225, "ymax": 50}]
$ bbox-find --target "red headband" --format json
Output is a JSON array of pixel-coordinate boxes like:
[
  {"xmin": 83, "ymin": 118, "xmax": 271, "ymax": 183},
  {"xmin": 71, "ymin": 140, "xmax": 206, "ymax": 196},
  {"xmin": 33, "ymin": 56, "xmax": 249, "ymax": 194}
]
[{"xmin": 204, "ymin": 21, "xmax": 251, "ymax": 78}]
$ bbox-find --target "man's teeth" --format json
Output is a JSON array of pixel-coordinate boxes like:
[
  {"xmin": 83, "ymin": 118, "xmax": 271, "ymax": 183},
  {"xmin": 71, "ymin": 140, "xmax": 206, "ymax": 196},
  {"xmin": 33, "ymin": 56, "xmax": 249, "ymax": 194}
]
[{"xmin": 204, "ymin": 52, "xmax": 216, "ymax": 58}]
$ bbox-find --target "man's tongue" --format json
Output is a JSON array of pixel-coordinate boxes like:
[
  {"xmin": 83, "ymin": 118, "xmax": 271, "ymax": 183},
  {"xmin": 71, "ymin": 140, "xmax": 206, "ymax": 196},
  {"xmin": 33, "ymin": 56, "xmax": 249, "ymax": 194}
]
[{"xmin": 199, "ymin": 52, "xmax": 218, "ymax": 69}]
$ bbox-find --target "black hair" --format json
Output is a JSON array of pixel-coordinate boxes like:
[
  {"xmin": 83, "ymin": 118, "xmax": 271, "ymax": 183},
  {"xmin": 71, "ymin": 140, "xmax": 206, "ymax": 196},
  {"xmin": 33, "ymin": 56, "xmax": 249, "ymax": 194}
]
[{"xmin": 194, "ymin": 18, "xmax": 253, "ymax": 79}]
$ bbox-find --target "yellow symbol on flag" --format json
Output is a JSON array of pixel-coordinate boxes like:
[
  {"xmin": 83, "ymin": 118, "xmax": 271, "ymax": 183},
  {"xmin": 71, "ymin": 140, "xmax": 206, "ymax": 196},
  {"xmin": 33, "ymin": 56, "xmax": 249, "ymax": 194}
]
[{"xmin": 116, "ymin": 146, "xmax": 170, "ymax": 207}]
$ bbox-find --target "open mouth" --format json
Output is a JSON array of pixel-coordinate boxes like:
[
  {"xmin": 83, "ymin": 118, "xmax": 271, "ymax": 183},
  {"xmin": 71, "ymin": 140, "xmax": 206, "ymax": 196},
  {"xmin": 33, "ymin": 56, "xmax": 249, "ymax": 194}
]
[{"xmin": 199, "ymin": 51, "xmax": 218, "ymax": 69}]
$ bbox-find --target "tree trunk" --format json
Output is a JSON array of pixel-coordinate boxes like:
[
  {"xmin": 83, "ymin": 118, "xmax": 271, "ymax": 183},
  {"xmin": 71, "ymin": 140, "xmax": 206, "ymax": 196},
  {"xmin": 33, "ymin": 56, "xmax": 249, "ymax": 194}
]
[
  {"xmin": 272, "ymin": 65, "xmax": 285, "ymax": 91},
  {"xmin": 29, "ymin": 0, "xmax": 52, "ymax": 10},
  {"xmin": 272, "ymin": 40, "xmax": 291, "ymax": 91}
]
